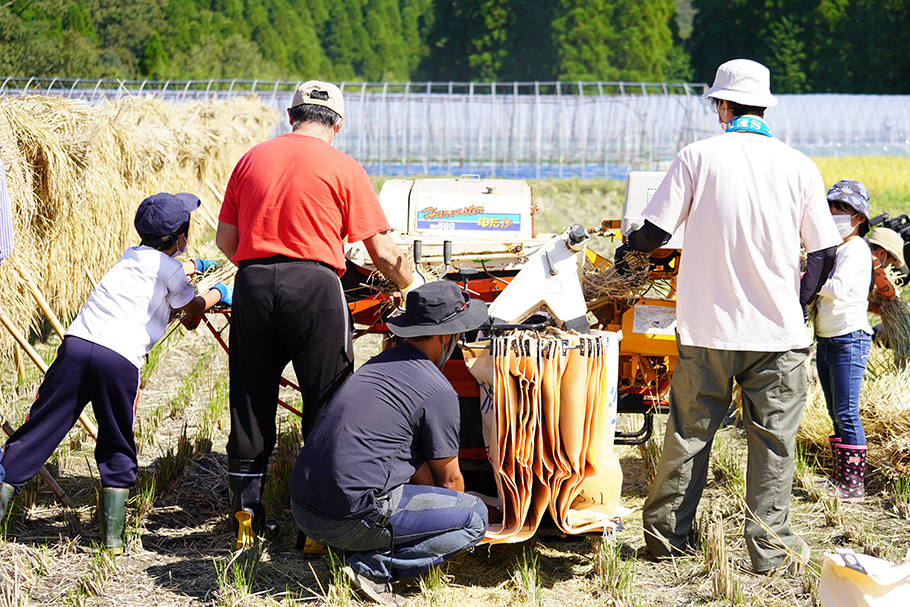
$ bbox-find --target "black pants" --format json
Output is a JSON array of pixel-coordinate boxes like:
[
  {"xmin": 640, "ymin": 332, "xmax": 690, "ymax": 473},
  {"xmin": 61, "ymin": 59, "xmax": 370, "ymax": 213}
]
[
  {"xmin": 227, "ymin": 258, "xmax": 353, "ymax": 470},
  {"xmin": 1, "ymin": 336, "xmax": 140, "ymax": 488}
]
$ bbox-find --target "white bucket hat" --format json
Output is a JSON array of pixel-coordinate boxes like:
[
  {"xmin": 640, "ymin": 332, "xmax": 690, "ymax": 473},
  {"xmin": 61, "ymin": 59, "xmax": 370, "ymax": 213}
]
[{"xmin": 703, "ymin": 59, "xmax": 778, "ymax": 109}]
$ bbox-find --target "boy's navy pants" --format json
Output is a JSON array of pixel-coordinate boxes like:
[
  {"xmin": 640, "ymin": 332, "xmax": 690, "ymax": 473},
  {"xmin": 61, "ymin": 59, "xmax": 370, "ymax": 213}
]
[{"xmin": 1, "ymin": 336, "xmax": 140, "ymax": 489}]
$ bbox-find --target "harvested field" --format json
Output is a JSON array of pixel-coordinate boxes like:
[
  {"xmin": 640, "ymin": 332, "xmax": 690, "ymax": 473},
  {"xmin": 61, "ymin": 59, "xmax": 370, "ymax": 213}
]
[
  {"xmin": 2, "ymin": 100, "xmax": 910, "ymax": 606},
  {"xmin": 3, "ymin": 326, "xmax": 910, "ymax": 607}
]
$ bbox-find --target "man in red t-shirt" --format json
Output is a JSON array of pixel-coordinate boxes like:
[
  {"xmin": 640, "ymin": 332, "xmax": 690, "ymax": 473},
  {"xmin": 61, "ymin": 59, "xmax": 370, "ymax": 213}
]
[{"xmin": 216, "ymin": 81, "xmax": 418, "ymax": 541}]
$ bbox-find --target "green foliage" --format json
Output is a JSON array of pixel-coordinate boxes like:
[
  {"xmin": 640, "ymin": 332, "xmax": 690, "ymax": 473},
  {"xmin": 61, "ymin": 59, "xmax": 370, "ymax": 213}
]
[
  {"xmin": 0, "ymin": 0, "xmax": 906, "ymax": 90},
  {"xmin": 688, "ymin": 0, "xmax": 910, "ymax": 93},
  {"xmin": 140, "ymin": 31, "xmax": 167, "ymax": 78}
]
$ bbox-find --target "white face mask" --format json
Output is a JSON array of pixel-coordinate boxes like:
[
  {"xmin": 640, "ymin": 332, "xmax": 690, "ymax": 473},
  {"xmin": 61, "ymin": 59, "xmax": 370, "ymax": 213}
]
[
  {"xmin": 832, "ymin": 214, "xmax": 857, "ymax": 239},
  {"xmin": 170, "ymin": 233, "xmax": 187, "ymax": 257},
  {"xmin": 436, "ymin": 334, "xmax": 461, "ymax": 370}
]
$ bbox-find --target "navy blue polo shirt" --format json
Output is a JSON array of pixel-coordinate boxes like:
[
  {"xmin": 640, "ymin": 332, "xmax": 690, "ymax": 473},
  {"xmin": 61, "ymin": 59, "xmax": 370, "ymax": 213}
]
[{"xmin": 289, "ymin": 341, "xmax": 461, "ymax": 519}]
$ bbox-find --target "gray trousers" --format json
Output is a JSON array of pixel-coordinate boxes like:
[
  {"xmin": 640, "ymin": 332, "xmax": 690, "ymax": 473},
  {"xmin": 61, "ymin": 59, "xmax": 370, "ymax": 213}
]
[{"xmin": 642, "ymin": 340, "xmax": 811, "ymax": 572}]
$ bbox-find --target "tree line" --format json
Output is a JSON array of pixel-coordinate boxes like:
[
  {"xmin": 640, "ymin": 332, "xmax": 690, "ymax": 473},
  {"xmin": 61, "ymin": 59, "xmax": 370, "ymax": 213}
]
[{"xmin": 0, "ymin": 0, "xmax": 907, "ymax": 93}]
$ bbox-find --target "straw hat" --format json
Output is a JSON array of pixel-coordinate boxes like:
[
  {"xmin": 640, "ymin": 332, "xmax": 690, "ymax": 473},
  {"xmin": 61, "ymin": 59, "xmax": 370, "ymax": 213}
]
[
  {"xmin": 387, "ymin": 281, "xmax": 488, "ymax": 338},
  {"xmin": 867, "ymin": 227, "xmax": 906, "ymax": 267},
  {"xmin": 703, "ymin": 59, "xmax": 778, "ymax": 108}
]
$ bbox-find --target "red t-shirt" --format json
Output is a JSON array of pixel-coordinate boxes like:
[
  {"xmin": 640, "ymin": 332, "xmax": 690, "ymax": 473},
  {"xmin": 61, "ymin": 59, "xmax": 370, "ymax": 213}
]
[{"xmin": 219, "ymin": 133, "xmax": 390, "ymax": 272}]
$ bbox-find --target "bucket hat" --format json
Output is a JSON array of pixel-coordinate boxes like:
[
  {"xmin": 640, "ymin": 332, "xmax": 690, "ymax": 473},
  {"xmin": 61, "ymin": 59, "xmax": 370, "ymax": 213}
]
[
  {"xmin": 703, "ymin": 59, "xmax": 778, "ymax": 109},
  {"xmin": 387, "ymin": 281, "xmax": 488, "ymax": 338},
  {"xmin": 867, "ymin": 227, "xmax": 906, "ymax": 267},
  {"xmin": 827, "ymin": 179, "xmax": 870, "ymax": 236},
  {"xmin": 291, "ymin": 80, "xmax": 345, "ymax": 119},
  {"xmin": 134, "ymin": 192, "xmax": 200, "ymax": 238},
  {"xmin": 827, "ymin": 178, "xmax": 870, "ymax": 216}
]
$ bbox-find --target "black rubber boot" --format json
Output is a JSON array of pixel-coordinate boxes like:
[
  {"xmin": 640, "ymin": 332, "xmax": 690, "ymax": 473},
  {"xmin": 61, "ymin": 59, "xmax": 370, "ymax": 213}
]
[
  {"xmin": 100, "ymin": 487, "xmax": 130, "ymax": 552},
  {"xmin": 227, "ymin": 459, "xmax": 280, "ymax": 541}
]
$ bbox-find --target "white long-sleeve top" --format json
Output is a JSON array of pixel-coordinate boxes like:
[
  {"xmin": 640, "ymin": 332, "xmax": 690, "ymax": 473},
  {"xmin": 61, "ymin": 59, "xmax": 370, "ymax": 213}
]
[{"xmin": 815, "ymin": 236, "xmax": 873, "ymax": 338}]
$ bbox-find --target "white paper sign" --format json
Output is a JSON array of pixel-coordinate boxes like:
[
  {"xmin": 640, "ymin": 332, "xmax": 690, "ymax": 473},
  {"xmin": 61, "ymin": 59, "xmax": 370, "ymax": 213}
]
[{"xmin": 632, "ymin": 304, "xmax": 676, "ymax": 336}]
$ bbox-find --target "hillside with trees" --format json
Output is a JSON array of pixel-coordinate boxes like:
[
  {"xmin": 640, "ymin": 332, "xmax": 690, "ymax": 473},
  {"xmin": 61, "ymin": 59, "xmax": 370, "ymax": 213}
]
[{"xmin": 0, "ymin": 0, "xmax": 908, "ymax": 92}]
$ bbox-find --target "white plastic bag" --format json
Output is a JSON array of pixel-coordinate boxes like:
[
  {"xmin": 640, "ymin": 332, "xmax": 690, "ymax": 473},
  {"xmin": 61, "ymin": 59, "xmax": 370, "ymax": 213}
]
[{"xmin": 818, "ymin": 549, "xmax": 910, "ymax": 607}]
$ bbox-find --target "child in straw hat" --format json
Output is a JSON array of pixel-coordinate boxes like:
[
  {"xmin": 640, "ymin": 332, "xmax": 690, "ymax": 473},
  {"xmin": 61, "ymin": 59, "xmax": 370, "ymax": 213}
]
[
  {"xmin": 814, "ymin": 179, "xmax": 875, "ymax": 503},
  {"xmin": 867, "ymin": 226, "xmax": 905, "ymax": 305},
  {"xmin": 0, "ymin": 192, "xmax": 229, "ymax": 551}
]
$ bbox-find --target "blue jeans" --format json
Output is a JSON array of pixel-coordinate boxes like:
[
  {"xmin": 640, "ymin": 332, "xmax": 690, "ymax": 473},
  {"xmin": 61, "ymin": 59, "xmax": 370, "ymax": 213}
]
[
  {"xmin": 816, "ymin": 331, "xmax": 871, "ymax": 445},
  {"xmin": 292, "ymin": 484, "xmax": 488, "ymax": 583}
]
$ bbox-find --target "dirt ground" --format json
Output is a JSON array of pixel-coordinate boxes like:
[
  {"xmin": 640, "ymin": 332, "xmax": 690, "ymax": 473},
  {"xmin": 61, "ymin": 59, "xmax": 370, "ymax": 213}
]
[{"xmin": 2, "ymin": 323, "xmax": 909, "ymax": 607}]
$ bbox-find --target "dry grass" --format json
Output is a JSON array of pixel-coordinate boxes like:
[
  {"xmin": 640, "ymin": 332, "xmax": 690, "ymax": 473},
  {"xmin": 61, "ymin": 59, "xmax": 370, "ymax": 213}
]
[{"xmin": 0, "ymin": 93, "xmax": 278, "ymax": 355}]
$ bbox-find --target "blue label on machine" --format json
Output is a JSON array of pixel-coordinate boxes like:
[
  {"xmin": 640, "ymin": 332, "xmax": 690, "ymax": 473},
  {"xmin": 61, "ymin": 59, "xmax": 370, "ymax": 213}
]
[{"xmin": 417, "ymin": 206, "xmax": 520, "ymax": 231}]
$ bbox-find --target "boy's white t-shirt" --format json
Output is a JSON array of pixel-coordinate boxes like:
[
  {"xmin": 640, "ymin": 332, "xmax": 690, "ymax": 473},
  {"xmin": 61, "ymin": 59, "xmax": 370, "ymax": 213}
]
[
  {"xmin": 815, "ymin": 237, "xmax": 873, "ymax": 338},
  {"xmin": 67, "ymin": 246, "xmax": 196, "ymax": 368},
  {"xmin": 643, "ymin": 131, "xmax": 842, "ymax": 351}
]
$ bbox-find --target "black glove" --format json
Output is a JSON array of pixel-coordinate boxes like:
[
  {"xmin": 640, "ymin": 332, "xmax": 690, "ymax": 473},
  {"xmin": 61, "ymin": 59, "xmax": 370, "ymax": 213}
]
[{"xmin": 613, "ymin": 243, "xmax": 632, "ymax": 275}]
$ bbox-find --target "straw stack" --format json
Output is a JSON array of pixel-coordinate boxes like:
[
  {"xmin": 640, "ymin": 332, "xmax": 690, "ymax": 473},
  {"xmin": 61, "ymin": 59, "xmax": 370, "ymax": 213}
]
[{"xmin": 0, "ymin": 94, "xmax": 278, "ymax": 356}]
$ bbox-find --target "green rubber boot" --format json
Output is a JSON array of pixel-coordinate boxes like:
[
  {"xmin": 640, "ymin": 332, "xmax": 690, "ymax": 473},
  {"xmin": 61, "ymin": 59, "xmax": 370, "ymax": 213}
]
[
  {"xmin": 100, "ymin": 487, "xmax": 130, "ymax": 552},
  {"xmin": 1, "ymin": 482, "xmax": 15, "ymax": 530}
]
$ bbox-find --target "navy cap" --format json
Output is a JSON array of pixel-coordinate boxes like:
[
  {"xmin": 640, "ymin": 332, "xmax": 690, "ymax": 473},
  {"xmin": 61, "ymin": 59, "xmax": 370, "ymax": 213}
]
[{"xmin": 134, "ymin": 192, "xmax": 201, "ymax": 237}]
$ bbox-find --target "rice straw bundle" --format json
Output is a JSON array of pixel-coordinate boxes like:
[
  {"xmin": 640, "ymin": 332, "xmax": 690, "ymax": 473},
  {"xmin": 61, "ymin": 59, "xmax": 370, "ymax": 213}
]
[
  {"xmin": 871, "ymin": 293, "xmax": 910, "ymax": 368},
  {"xmin": 0, "ymin": 94, "xmax": 278, "ymax": 356},
  {"xmin": 583, "ymin": 250, "xmax": 652, "ymax": 312}
]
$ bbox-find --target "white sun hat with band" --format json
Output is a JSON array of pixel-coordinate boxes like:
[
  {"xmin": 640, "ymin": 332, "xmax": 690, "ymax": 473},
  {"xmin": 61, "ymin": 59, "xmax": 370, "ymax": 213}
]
[{"xmin": 703, "ymin": 59, "xmax": 778, "ymax": 109}]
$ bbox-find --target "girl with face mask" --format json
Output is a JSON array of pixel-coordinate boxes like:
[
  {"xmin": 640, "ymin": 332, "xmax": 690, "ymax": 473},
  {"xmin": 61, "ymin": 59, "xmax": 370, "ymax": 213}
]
[{"xmin": 813, "ymin": 179, "xmax": 873, "ymax": 504}]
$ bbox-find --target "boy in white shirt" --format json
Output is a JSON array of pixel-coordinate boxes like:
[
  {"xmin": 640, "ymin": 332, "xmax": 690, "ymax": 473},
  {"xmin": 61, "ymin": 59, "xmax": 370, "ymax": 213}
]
[
  {"xmin": 815, "ymin": 180, "xmax": 873, "ymax": 503},
  {"xmin": 0, "ymin": 192, "xmax": 230, "ymax": 550}
]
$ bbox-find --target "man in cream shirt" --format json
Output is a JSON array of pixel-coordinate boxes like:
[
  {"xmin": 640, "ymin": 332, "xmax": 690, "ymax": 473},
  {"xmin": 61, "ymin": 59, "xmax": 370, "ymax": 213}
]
[{"xmin": 615, "ymin": 59, "xmax": 841, "ymax": 573}]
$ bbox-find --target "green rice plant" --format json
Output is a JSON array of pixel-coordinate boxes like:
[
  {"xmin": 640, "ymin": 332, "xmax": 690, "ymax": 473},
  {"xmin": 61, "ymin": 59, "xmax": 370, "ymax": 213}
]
[
  {"xmin": 78, "ymin": 543, "xmax": 117, "ymax": 597},
  {"xmin": 167, "ymin": 346, "xmax": 213, "ymax": 418},
  {"xmin": 62, "ymin": 586, "xmax": 88, "ymax": 607},
  {"xmin": 48, "ymin": 439, "xmax": 72, "ymax": 477},
  {"xmin": 711, "ymin": 430, "xmax": 745, "ymax": 497},
  {"xmin": 262, "ymin": 416, "xmax": 302, "ymax": 516},
  {"xmin": 794, "ymin": 441, "xmax": 822, "ymax": 501},
  {"xmin": 155, "ymin": 425, "xmax": 192, "ymax": 496},
  {"xmin": 892, "ymin": 476, "xmax": 910, "ymax": 519},
  {"xmin": 637, "ymin": 434, "xmax": 662, "ymax": 489},
  {"xmin": 419, "ymin": 564, "xmax": 453, "ymax": 607},
  {"xmin": 512, "ymin": 546, "xmax": 542, "ymax": 606},
  {"xmin": 140, "ymin": 328, "xmax": 181, "ymax": 388},
  {"xmin": 821, "ymin": 494, "xmax": 844, "ymax": 529},
  {"xmin": 591, "ymin": 535, "xmax": 635, "ymax": 606},
  {"xmin": 124, "ymin": 472, "xmax": 156, "ymax": 549},
  {"xmin": 194, "ymin": 372, "xmax": 228, "ymax": 454},
  {"xmin": 135, "ymin": 404, "xmax": 164, "ymax": 452},
  {"xmin": 213, "ymin": 548, "xmax": 262, "ymax": 607},
  {"xmin": 326, "ymin": 549, "xmax": 355, "ymax": 607}
]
